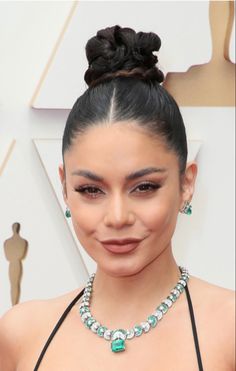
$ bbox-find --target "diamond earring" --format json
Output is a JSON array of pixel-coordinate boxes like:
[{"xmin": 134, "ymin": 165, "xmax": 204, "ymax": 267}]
[{"xmin": 180, "ymin": 201, "xmax": 192, "ymax": 215}]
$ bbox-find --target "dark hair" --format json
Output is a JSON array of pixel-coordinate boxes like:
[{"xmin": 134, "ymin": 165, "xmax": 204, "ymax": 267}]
[{"xmin": 62, "ymin": 25, "xmax": 187, "ymax": 174}]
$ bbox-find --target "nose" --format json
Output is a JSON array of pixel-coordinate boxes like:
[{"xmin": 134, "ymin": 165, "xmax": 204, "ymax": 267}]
[{"xmin": 103, "ymin": 192, "xmax": 135, "ymax": 228}]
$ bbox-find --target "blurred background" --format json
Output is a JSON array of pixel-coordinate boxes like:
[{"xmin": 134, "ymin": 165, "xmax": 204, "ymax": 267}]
[{"xmin": 0, "ymin": 0, "xmax": 235, "ymax": 315}]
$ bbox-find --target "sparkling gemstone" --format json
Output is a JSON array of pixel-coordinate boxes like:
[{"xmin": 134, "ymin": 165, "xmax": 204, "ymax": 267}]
[
  {"xmin": 163, "ymin": 299, "xmax": 173, "ymax": 308},
  {"xmin": 182, "ymin": 274, "xmax": 189, "ymax": 281},
  {"xmin": 85, "ymin": 286, "xmax": 92, "ymax": 293},
  {"xmin": 91, "ymin": 321, "xmax": 100, "ymax": 333},
  {"xmin": 126, "ymin": 328, "xmax": 135, "ymax": 339},
  {"xmin": 97, "ymin": 326, "xmax": 107, "ymax": 337},
  {"xmin": 153, "ymin": 309, "xmax": 163, "ymax": 320},
  {"xmin": 111, "ymin": 339, "xmax": 125, "ymax": 353},
  {"xmin": 79, "ymin": 301, "xmax": 89, "ymax": 308},
  {"xmin": 179, "ymin": 279, "xmax": 187, "ymax": 287},
  {"xmin": 140, "ymin": 321, "xmax": 151, "ymax": 333},
  {"xmin": 85, "ymin": 317, "xmax": 96, "ymax": 328},
  {"xmin": 111, "ymin": 329, "xmax": 127, "ymax": 341},
  {"xmin": 81, "ymin": 312, "xmax": 91, "ymax": 322},
  {"xmin": 79, "ymin": 306, "xmax": 89, "ymax": 315},
  {"xmin": 167, "ymin": 294, "xmax": 175, "ymax": 302},
  {"xmin": 158, "ymin": 303, "xmax": 169, "ymax": 314},
  {"xmin": 170, "ymin": 293, "xmax": 177, "ymax": 302},
  {"xmin": 176, "ymin": 283, "xmax": 184, "ymax": 293},
  {"xmin": 186, "ymin": 206, "xmax": 192, "ymax": 215},
  {"xmin": 83, "ymin": 291, "xmax": 91, "ymax": 298},
  {"xmin": 134, "ymin": 325, "xmax": 143, "ymax": 336},
  {"xmin": 148, "ymin": 315, "xmax": 157, "ymax": 328},
  {"xmin": 171, "ymin": 288, "xmax": 180, "ymax": 298},
  {"xmin": 104, "ymin": 329, "xmax": 113, "ymax": 340},
  {"xmin": 81, "ymin": 299, "xmax": 89, "ymax": 307}
]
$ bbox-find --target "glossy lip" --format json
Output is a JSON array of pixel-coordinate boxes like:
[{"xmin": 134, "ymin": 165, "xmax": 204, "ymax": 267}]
[
  {"xmin": 100, "ymin": 238, "xmax": 143, "ymax": 245},
  {"xmin": 100, "ymin": 239, "xmax": 143, "ymax": 254}
]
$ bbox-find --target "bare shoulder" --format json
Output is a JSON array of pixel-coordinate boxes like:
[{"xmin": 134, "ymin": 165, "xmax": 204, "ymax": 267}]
[
  {"xmin": 189, "ymin": 274, "xmax": 235, "ymax": 308},
  {"xmin": 188, "ymin": 275, "xmax": 235, "ymax": 370},
  {"xmin": 0, "ymin": 287, "xmax": 84, "ymax": 371}
]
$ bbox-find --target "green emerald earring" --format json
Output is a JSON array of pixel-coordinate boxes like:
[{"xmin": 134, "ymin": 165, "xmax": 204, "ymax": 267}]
[
  {"xmin": 180, "ymin": 201, "xmax": 192, "ymax": 215},
  {"xmin": 65, "ymin": 207, "xmax": 71, "ymax": 218}
]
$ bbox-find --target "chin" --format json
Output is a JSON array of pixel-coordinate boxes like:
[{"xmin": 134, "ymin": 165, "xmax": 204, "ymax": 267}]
[{"xmin": 97, "ymin": 258, "xmax": 147, "ymax": 278}]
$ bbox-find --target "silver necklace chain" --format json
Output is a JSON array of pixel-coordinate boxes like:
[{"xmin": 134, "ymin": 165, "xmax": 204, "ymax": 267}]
[{"xmin": 79, "ymin": 266, "xmax": 189, "ymax": 352}]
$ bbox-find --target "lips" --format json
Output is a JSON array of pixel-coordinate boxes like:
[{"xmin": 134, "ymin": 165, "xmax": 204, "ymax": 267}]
[
  {"xmin": 100, "ymin": 238, "xmax": 142, "ymax": 254},
  {"xmin": 101, "ymin": 238, "xmax": 142, "ymax": 245}
]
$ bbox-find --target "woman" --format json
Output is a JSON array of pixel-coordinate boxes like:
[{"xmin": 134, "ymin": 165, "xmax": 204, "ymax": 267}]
[{"xmin": 0, "ymin": 25, "xmax": 234, "ymax": 371}]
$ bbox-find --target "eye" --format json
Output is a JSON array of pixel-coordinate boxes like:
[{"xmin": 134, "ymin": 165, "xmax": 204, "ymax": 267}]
[
  {"xmin": 74, "ymin": 185, "xmax": 103, "ymax": 199},
  {"xmin": 74, "ymin": 182, "xmax": 161, "ymax": 199},
  {"xmin": 132, "ymin": 182, "xmax": 161, "ymax": 194}
]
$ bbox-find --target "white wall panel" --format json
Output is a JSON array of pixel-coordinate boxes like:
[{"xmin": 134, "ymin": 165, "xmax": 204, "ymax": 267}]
[{"xmin": 0, "ymin": 1, "xmax": 234, "ymax": 316}]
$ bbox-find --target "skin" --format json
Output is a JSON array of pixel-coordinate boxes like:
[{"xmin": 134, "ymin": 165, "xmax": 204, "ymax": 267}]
[
  {"xmin": 0, "ymin": 121, "xmax": 234, "ymax": 371},
  {"xmin": 59, "ymin": 122, "xmax": 197, "ymax": 322}
]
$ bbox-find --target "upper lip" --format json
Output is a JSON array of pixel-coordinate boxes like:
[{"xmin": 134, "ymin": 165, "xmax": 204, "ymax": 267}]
[{"xmin": 100, "ymin": 238, "xmax": 142, "ymax": 245}]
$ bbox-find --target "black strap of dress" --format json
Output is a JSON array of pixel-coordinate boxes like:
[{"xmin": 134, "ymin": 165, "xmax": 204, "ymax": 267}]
[
  {"xmin": 33, "ymin": 282, "xmax": 204, "ymax": 371},
  {"xmin": 185, "ymin": 284, "xmax": 204, "ymax": 371},
  {"xmin": 33, "ymin": 288, "xmax": 85, "ymax": 371}
]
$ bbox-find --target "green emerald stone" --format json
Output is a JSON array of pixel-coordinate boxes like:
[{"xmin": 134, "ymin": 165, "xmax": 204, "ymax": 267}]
[
  {"xmin": 148, "ymin": 315, "xmax": 157, "ymax": 328},
  {"xmin": 85, "ymin": 317, "xmax": 95, "ymax": 328},
  {"xmin": 79, "ymin": 306, "xmax": 89, "ymax": 315},
  {"xmin": 65, "ymin": 209, "xmax": 71, "ymax": 218},
  {"xmin": 186, "ymin": 206, "xmax": 192, "ymax": 215},
  {"xmin": 158, "ymin": 303, "xmax": 168, "ymax": 314},
  {"xmin": 97, "ymin": 326, "xmax": 107, "ymax": 337},
  {"xmin": 170, "ymin": 293, "xmax": 177, "ymax": 302},
  {"xmin": 176, "ymin": 283, "xmax": 184, "ymax": 293},
  {"xmin": 134, "ymin": 325, "xmax": 143, "ymax": 336},
  {"xmin": 167, "ymin": 294, "xmax": 175, "ymax": 303},
  {"xmin": 111, "ymin": 339, "xmax": 126, "ymax": 352}
]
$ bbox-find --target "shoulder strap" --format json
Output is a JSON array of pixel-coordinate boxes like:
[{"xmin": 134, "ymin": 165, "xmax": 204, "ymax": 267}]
[
  {"xmin": 185, "ymin": 284, "xmax": 204, "ymax": 371},
  {"xmin": 33, "ymin": 288, "xmax": 85, "ymax": 371}
]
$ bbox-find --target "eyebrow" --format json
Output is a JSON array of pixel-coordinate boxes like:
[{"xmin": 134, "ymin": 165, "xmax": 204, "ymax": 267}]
[{"xmin": 71, "ymin": 167, "xmax": 167, "ymax": 181}]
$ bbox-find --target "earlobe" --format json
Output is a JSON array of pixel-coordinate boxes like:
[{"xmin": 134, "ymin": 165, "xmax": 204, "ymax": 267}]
[{"xmin": 181, "ymin": 161, "xmax": 198, "ymax": 203}]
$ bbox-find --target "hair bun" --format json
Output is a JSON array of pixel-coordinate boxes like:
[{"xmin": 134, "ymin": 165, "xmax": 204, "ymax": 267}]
[{"xmin": 84, "ymin": 25, "xmax": 164, "ymax": 87}]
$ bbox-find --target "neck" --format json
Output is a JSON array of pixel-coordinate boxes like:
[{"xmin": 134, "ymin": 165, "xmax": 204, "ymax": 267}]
[{"xmin": 90, "ymin": 245, "xmax": 181, "ymax": 328}]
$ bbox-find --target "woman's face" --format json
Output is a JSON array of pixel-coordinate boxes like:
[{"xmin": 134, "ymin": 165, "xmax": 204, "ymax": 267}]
[{"xmin": 59, "ymin": 122, "xmax": 196, "ymax": 277}]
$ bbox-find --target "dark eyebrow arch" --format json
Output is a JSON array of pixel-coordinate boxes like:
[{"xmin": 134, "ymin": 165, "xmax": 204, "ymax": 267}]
[{"xmin": 71, "ymin": 167, "xmax": 167, "ymax": 182}]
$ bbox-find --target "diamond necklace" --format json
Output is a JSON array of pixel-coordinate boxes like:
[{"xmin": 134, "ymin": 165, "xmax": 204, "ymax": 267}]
[{"xmin": 79, "ymin": 266, "xmax": 189, "ymax": 353}]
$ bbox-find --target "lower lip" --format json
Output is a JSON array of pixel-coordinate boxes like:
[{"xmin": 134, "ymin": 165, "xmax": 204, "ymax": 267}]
[{"xmin": 101, "ymin": 241, "xmax": 141, "ymax": 254}]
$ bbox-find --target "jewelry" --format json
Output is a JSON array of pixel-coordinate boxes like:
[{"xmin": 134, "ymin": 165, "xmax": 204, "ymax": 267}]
[
  {"xmin": 180, "ymin": 201, "xmax": 192, "ymax": 215},
  {"xmin": 79, "ymin": 266, "xmax": 189, "ymax": 353},
  {"xmin": 65, "ymin": 207, "xmax": 71, "ymax": 218}
]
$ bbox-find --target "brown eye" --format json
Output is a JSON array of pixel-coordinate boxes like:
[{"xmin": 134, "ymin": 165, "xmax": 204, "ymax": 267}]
[
  {"xmin": 133, "ymin": 182, "xmax": 161, "ymax": 193},
  {"xmin": 75, "ymin": 186, "xmax": 103, "ymax": 198}
]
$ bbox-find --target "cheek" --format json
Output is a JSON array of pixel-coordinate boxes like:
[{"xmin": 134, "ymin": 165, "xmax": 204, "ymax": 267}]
[
  {"xmin": 141, "ymin": 191, "xmax": 180, "ymax": 232},
  {"xmin": 70, "ymin": 204, "xmax": 96, "ymax": 237},
  {"xmin": 143, "ymin": 203, "xmax": 173, "ymax": 233}
]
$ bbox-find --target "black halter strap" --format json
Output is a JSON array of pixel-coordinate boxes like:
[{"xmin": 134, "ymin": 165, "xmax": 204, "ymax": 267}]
[
  {"xmin": 185, "ymin": 284, "xmax": 204, "ymax": 371},
  {"xmin": 34, "ymin": 271, "xmax": 204, "ymax": 371},
  {"xmin": 33, "ymin": 288, "xmax": 85, "ymax": 371}
]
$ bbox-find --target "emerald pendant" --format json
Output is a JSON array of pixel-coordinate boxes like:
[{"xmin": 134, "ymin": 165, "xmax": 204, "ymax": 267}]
[
  {"xmin": 111, "ymin": 339, "xmax": 126, "ymax": 352},
  {"xmin": 79, "ymin": 267, "xmax": 190, "ymax": 353}
]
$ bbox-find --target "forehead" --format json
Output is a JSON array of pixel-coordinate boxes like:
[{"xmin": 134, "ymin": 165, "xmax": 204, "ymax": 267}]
[{"xmin": 64, "ymin": 122, "xmax": 177, "ymax": 171}]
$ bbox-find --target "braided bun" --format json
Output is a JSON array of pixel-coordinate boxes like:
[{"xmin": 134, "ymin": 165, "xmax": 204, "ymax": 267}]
[{"xmin": 84, "ymin": 25, "xmax": 164, "ymax": 87}]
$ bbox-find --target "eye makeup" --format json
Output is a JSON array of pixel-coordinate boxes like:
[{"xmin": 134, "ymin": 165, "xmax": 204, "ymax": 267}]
[{"xmin": 73, "ymin": 181, "xmax": 162, "ymax": 199}]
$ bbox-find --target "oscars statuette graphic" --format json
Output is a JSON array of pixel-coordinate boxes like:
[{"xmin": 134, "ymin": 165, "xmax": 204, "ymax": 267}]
[
  {"xmin": 4, "ymin": 223, "xmax": 28, "ymax": 306},
  {"xmin": 163, "ymin": 0, "xmax": 235, "ymax": 106}
]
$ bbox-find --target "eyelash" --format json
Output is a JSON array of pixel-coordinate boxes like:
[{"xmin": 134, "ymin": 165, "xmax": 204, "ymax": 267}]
[{"xmin": 74, "ymin": 182, "xmax": 161, "ymax": 199}]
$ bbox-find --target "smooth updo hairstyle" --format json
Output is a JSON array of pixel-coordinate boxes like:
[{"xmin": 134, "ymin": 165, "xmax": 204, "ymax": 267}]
[{"xmin": 62, "ymin": 25, "xmax": 188, "ymax": 174}]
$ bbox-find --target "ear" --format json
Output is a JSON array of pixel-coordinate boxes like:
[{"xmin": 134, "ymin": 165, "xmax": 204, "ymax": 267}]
[
  {"xmin": 58, "ymin": 163, "xmax": 68, "ymax": 203},
  {"xmin": 180, "ymin": 161, "xmax": 198, "ymax": 205}
]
